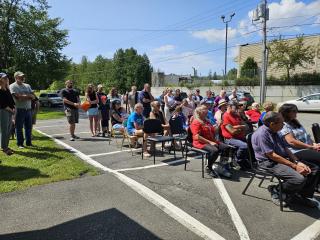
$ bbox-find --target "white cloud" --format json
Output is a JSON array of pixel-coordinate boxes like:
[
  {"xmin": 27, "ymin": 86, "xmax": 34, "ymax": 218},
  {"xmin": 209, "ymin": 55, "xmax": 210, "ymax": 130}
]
[
  {"xmin": 238, "ymin": 0, "xmax": 320, "ymax": 36},
  {"xmin": 191, "ymin": 27, "xmax": 237, "ymax": 43},
  {"xmin": 153, "ymin": 44, "xmax": 175, "ymax": 53},
  {"xmin": 149, "ymin": 50, "xmax": 220, "ymax": 75}
]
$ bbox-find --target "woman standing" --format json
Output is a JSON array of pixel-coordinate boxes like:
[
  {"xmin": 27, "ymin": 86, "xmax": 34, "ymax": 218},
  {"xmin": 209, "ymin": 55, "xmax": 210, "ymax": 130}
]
[
  {"xmin": 190, "ymin": 106, "xmax": 231, "ymax": 178},
  {"xmin": 164, "ymin": 88, "xmax": 176, "ymax": 122},
  {"xmin": 0, "ymin": 73, "xmax": 15, "ymax": 155},
  {"xmin": 85, "ymin": 84, "xmax": 99, "ymax": 137}
]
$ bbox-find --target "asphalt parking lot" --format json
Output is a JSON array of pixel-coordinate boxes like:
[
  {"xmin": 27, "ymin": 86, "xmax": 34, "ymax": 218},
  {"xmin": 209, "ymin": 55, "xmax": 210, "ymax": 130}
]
[{"xmin": 0, "ymin": 112, "xmax": 319, "ymax": 240}]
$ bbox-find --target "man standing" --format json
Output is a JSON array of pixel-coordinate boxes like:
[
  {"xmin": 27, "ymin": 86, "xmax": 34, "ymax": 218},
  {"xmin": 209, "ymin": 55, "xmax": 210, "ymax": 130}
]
[
  {"xmin": 138, "ymin": 83, "xmax": 154, "ymax": 118},
  {"xmin": 61, "ymin": 80, "xmax": 80, "ymax": 141},
  {"xmin": 252, "ymin": 112, "xmax": 318, "ymax": 207},
  {"xmin": 10, "ymin": 71, "xmax": 34, "ymax": 148},
  {"xmin": 127, "ymin": 86, "xmax": 138, "ymax": 114},
  {"xmin": 193, "ymin": 89, "xmax": 203, "ymax": 107}
]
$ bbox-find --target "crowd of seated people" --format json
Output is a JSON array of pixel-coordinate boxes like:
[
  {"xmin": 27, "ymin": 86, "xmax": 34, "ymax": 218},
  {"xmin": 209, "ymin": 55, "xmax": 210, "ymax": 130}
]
[{"xmin": 78, "ymin": 83, "xmax": 320, "ymax": 209}]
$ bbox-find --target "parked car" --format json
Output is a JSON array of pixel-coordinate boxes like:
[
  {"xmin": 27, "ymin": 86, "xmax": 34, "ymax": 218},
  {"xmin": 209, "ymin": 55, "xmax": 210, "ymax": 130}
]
[
  {"xmin": 277, "ymin": 93, "xmax": 320, "ymax": 112},
  {"xmin": 39, "ymin": 93, "xmax": 63, "ymax": 107},
  {"xmin": 226, "ymin": 91, "xmax": 255, "ymax": 106}
]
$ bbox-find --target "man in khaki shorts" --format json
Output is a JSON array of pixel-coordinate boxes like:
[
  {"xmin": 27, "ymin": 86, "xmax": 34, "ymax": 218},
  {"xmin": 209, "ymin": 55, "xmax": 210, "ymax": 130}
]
[{"xmin": 61, "ymin": 80, "xmax": 80, "ymax": 141}]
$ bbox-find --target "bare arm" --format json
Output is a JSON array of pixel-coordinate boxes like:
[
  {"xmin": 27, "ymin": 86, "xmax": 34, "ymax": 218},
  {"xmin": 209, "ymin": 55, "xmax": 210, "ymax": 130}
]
[{"xmin": 284, "ymin": 133, "xmax": 316, "ymax": 150}]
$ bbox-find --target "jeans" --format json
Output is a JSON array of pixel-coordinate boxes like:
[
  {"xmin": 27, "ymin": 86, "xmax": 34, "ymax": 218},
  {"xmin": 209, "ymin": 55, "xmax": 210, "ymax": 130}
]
[
  {"xmin": 15, "ymin": 109, "xmax": 32, "ymax": 146},
  {"xmin": 225, "ymin": 138, "xmax": 248, "ymax": 163},
  {"xmin": 0, "ymin": 109, "xmax": 13, "ymax": 150}
]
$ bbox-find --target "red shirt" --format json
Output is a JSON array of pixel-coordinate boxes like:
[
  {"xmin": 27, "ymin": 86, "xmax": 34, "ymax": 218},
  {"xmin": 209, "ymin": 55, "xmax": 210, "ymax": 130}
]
[
  {"xmin": 190, "ymin": 119, "xmax": 218, "ymax": 149},
  {"xmin": 221, "ymin": 112, "xmax": 245, "ymax": 139},
  {"xmin": 245, "ymin": 109, "xmax": 261, "ymax": 123}
]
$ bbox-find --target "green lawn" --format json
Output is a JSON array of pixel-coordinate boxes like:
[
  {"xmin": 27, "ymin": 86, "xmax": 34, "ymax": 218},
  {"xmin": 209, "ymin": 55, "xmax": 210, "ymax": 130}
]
[
  {"xmin": 0, "ymin": 131, "xmax": 99, "ymax": 193},
  {"xmin": 37, "ymin": 107, "xmax": 65, "ymax": 120}
]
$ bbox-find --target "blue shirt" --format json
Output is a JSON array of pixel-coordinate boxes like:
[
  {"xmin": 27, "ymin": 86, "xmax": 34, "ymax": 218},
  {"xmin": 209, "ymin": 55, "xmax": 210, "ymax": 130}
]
[
  {"xmin": 207, "ymin": 110, "xmax": 216, "ymax": 125},
  {"xmin": 258, "ymin": 111, "xmax": 267, "ymax": 126},
  {"xmin": 279, "ymin": 122, "xmax": 312, "ymax": 154},
  {"xmin": 252, "ymin": 125, "xmax": 288, "ymax": 163},
  {"xmin": 127, "ymin": 112, "xmax": 144, "ymax": 134}
]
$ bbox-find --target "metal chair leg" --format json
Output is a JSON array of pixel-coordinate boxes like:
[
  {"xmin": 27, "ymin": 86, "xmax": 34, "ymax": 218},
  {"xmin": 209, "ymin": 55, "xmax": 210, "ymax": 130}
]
[
  {"xmin": 153, "ymin": 141, "xmax": 156, "ymax": 165},
  {"xmin": 242, "ymin": 172, "xmax": 256, "ymax": 195},
  {"xmin": 202, "ymin": 154, "xmax": 204, "ymax": 178},
  {"xmin": 173, "ymin": 141, "xmax": 176, "ymax": 159},
  {"xmin": 180, "ymin": 140, "xmax": 184, "ymax": 158},
  {"xmin": 278, "ymin": 180, "xmax": 284, "ymax": 212},
  {"xmin": 184, "ymin": 147, "xmax": 188, "ymax": 170},
  {"xmin": 270, "ymin": 176, "xmax": 274, "ymax": 182},
  {"xmin": 258, "ymin": 175, "xmax": 266, "ymax": 187}
]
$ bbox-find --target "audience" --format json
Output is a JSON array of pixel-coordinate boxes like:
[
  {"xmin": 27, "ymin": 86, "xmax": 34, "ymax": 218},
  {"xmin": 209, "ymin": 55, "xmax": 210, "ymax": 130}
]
[
  {"xmin": 139, "ymin": 83, "xmax": 154, "ymax": 118},
  {"xmin": 149, "ymin": 101, "xmax": 170, "ymax": 135},
  {"xmin": 245, "ymin": 102, "xmax": 261, "ymax": 123},
  {"xmin": 111, "ymin": 100, "xmax": 126, "ymax": 133},
  {"xmin": 214, "ymin": 99, "xmax": 227, "ymax": 127},
  {"xmin": 258, "ymin": 101, "xmax": 274, "ymax": 126},
  {"xmin": 164, "ymin": 88, "xmax": 176, "ymax": 122},
  {"xmin": 85, "ymin": 84, "xmax": 99, "ymax": 137},
  {"xmin": 252, "ymin": 111, "xmax": 319, "ymax": 207},
  {"xmin": 193, "ymin": 89, "xmax": 203, "ymax": 107}
]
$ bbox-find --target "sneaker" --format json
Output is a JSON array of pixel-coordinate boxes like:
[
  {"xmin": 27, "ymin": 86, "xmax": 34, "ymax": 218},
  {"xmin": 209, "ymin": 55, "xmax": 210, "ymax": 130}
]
[
  {"xmin": 216, "ymin": 165, "xmax": 232, "ymax": 178},
  {"xmin": 143, "ymin": 152, "xmax": 151, "ymax": 157},
  {"xmin": 208, "ymin": 169, "xmax": 219, "ymax": 178},
  {"xmin": 26, "ymin": 144, "xmax": 33, "ymax": 147},
  {"xmin": 70, "ymin": 137, "xmax": 75, "ymax": 141},
  {"xmin": 18, "ymin": 145, "xmax": 24, "ymax": 149},
  {"xmin": 267, "ymin": 185, "xmax": 287, "ymax": 207},
  {"xmin": 230, "ymin": 159, "xmax": 241, "ymax": 170},
  {"xmin": 72, "ymin": 135, "xmax": 80, "ymax": 139}
]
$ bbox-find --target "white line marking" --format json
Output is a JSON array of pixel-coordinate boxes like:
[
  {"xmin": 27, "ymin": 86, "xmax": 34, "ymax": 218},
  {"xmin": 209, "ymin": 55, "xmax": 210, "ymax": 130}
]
[
  {"xmin": 88, "ymin": 149, "xmax": 139, "ymax": 157},
  {"xmin": 51, "ymin": 131, "xmax": 91, "ymax": 136},
  {"xmin": 36, "ymin": 129, "xmax": 226, "ymax": 240},
  {"xmin": 291, "ymin": 199, "xmax": 320, "ymax": 240},
  {"xmin": 116, "ymin": 159, "xmax": 186, "ymax": 172},
  {"xmin": 35, "ymin": 125, "xmax": 66, "ymax": 129},
  {"xmin": 212, "ymin": 176, "xmax": 250, "ymax": 240}
]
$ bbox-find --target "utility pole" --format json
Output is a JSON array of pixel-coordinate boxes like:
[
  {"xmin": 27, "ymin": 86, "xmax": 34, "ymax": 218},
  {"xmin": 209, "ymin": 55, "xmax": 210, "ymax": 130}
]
[
  {"xmin": 253, "ymin": 0, "xmax": 269, "ymax": 104},
  {"xmin": 221, "ymin": 13, "xmax": 235, "ymax": 80}
]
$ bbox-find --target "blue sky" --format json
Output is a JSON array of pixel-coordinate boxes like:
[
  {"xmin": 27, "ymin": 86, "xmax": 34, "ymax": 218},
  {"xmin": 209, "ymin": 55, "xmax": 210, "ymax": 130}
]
[{"xmin": 47, "ymin": 0, "xmax": 320, "ymax": 76}]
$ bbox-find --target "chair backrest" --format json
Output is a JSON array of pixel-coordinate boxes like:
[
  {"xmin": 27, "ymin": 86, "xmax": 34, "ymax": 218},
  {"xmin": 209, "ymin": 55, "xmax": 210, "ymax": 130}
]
[
  {"xmin": 246, "ymin": 133, "xmax": 257, "ymax": 169},
  {"xmin": 169, "ymin": 117, "xmax": 185, "ymax": 135},
  {"xmin": 186, "ymin": 127, "xmax": 193, "ymax": 144},
  {"xmin": 143, "ymin": 119, "xmax": 163, "ymax": 134},
  {"xmin": 312, "ymin": 123, "xmax": 320, "ymax": 143}
]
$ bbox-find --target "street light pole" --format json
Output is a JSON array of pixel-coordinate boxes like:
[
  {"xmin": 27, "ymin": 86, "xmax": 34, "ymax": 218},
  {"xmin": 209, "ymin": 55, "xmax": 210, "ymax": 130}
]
[{"xmin": 221, "ymin": 13, "xmax": 235, "ymax": 80}]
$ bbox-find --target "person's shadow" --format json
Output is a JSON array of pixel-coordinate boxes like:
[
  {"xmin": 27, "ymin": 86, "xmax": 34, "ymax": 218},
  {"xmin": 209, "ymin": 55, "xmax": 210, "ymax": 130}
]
[
  {"xmin": 0, "ymin": 165, "xmax": 48, "ymax": 181},
  {"xmin": 0, "ymin": 208, "xmax": 162, "ymax": 240}
]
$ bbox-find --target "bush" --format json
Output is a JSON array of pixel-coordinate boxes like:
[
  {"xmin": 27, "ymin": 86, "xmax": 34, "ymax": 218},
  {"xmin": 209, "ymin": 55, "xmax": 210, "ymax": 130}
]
[{"xmin": 47, "ymin": 80, "xmax": 65, "ymax": 91}]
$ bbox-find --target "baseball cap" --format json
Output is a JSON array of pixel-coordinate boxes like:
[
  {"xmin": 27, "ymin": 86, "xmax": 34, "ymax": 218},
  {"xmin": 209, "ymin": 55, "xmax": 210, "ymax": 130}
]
[
  {"xmin": 14, "ymin": 71, "xmax": 25, "ymax": 78},
  {"xmin": 0, "ymin": 72, "xmax": 7, "ymax": 78}
]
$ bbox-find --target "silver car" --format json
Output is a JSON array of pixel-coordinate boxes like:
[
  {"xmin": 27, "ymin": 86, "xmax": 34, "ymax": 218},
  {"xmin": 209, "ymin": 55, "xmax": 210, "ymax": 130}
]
[
  {"xmin": 39, "ymin": 93, "xmax": 63, "ymax": 107},
  {"xmin": 277, "ymin": 93, "xmax": 320, "ymax": 112}
]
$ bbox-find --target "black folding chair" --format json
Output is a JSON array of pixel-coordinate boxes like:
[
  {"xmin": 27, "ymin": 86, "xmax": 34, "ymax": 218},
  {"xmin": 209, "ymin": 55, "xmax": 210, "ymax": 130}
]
[
  {"xmin": 242, "ymin": 133, "xmax": 284, "ymax": 211},
  {"xmin": 312, "ymin": 123, "xmax": 320, "ymax": 143},
  {"xmin": 169, "ymin": 117, "xmax": 187, "ymax": 157},
  {"xmin": 184, "ymin": 127, "xmax": 209, "ymax": 178},
  {"xmin": 142, "ymin": 119, "xmax": 175, "ymax": 164}
]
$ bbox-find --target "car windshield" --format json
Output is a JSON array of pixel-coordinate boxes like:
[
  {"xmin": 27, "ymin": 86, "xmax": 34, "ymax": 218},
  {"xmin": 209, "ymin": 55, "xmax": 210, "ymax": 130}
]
[{"xmin": 48, "ymin": 94, "xmax": 59, "ymax": 98}]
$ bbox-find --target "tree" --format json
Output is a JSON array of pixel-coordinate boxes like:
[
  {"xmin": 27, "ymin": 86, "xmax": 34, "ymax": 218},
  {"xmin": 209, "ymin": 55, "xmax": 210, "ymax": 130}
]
[
  {"xmin": 212, "ymin": 71, "xmax": 218, "ymax": 80},
  {"xmin": 240, "ymin": 57, "xmax": 258, "ymax": 78},
  {"xmin": 268, "ymin": 36, "xmax": 315, "ymax": 80},
  {"xmin": 227, "ymin": 68, "xmax": 237, "ymax": 80},
  {"xmin": 0, "ymin": 0, "xmax": 70, "ymax": 89}
]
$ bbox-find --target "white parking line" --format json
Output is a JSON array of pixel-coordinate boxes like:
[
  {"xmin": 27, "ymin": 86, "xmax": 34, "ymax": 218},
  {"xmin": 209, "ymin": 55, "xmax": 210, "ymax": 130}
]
[
  {"xmin": 51, "ymin": 131, "xmax": 91, "ymax": 136},
  {"xmin": 88, "ymin": 149, "xmax": 139, "ymax": 157},
  {"xmin": 116, "ymin": 159, "xmax": 186, "ymax": 172},
  {"xmin": 212, "ymin": 176, "xmax": 250, "ymax": 240},
  {"xmin": 35, "ymin": 125, "xmax": 66, "ymax": 129},
  {"xmin": 36, "ymin": 129, "xmax": 226, "ymax": 240}
]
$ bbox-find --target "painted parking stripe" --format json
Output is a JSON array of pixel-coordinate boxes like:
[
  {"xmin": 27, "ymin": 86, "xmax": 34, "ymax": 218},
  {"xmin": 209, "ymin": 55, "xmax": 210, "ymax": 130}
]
[
  {"xmin": 51, "ymin": 131, "xmax": 91, "ymax": 136},
  {"xmin": 35, "ymin": 125, "xmax": 67, "ymax": 129},
  {"xmin": 36, "ymin": 129, "xmax": 226, "ymax": 240},
  {"xmin": 212, "ymin": 177, "xmax": 250, "ymax": 240},
  {"xmin": 116, "ymin": 159, "xmax": 186, "ymax": 172},
  {"xmin": 88, "ymin": 149, "xmax": 139, "ymax": 157}
]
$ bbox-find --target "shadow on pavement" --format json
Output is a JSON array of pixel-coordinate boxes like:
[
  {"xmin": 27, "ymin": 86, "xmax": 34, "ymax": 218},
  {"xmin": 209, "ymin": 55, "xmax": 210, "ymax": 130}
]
[
  {"xmin": 0, "ymin": 165, "xmax": 48, "ymax": 181},
  {"xmin": 0, "ymin": 208, "xmax": 161, "ymax": 240}
]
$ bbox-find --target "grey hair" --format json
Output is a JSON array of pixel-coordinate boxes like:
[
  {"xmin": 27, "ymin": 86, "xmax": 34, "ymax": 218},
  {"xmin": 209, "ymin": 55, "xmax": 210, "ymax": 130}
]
[
  {"xmin": 263, "ymin": 111, "xmax": 282, "ymax": 127},
  {"xmin": 194, "ymin": 105, "xmax": 208, "ymax": 125}
]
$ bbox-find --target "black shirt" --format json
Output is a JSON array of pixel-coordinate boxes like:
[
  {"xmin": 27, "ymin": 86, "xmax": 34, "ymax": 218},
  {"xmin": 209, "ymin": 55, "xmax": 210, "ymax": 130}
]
[
  {"xmin": 174, "ymin": 94, "xmax": 183, "ymax": 102},
  {"xmin": 97, "ymin": 92, "xmax": 106, "ymax": 110},
  {"xmin": 0, "ymin": 88, "xmax": 15, "ymax": 109},
  {"xmin": 111, "ymin": 109, "xmax": 122, "ymax": 125},
  {"xmin": 61, "ymin": 88, "xmax": 79, "ymax": 109},
  {"xmin": 153, "ymin": 111, "xmax": 165, "ymax": 125},
  {"xmin": 88, "ymin": 92, "xmax": 97, "ymax": 108}
]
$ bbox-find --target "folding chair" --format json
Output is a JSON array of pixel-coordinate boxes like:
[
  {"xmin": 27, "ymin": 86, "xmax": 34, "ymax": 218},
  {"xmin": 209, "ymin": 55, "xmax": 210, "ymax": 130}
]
[
  {"xmin": 142, "ymin": 119, "xmax": 175, "ymax": 164},
  {"xmin": 169, "ymin": 117, "xmax": 187, "ymax": 157},
  {"xmin": 312, "ymin": 123, "xmax": 320, "ymax": 143},
  {"xmin": 242, "ymin": 133, "xmax": 284, "ymax": 211}
]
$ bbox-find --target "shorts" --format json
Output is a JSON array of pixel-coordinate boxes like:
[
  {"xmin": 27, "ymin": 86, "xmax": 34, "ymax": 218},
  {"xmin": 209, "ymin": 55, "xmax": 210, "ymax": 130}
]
[
  {"xmin": 87, "ymin": 107, "xmax": 98, "ymax": 116},
  {"xmin": 65, "ymin": 108, "xmax": 79, "ymax": 124},
  {"xmin": 112, "ymin": 123, "xmax": 124, "ymax": 130}
]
